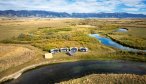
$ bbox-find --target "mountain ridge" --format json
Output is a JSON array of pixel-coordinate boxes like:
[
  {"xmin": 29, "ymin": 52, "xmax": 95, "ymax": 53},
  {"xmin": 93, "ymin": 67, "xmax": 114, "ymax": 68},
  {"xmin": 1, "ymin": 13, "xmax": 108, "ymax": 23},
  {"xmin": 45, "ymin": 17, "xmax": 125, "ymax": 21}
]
[{"xmin": 0, "ymin": 10, "xmax": 146, "ymax": 18}]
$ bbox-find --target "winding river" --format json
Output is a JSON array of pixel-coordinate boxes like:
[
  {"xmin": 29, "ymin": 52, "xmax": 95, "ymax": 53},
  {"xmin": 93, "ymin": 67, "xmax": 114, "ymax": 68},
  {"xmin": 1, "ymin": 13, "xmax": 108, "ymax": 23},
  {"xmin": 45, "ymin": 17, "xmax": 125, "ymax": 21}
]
[
  {"xmin": 89, "ymin": 34, "xmax": 146, "ymax": 52},
  {"xmin": 3, "ymin": 60, "xmax": 146, "ymax": 84}
]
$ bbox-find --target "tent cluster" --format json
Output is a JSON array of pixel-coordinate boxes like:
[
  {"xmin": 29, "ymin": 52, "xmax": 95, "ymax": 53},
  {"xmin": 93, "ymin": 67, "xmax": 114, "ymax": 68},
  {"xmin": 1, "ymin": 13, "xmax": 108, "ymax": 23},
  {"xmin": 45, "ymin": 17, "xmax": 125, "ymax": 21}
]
[
  {"xmin": 44, "ymin": 47, "xmax": 88, "ymax": 59},
  {"xmin": 49, "ymin": 47, "xmax": 88, "ymax": 56}
]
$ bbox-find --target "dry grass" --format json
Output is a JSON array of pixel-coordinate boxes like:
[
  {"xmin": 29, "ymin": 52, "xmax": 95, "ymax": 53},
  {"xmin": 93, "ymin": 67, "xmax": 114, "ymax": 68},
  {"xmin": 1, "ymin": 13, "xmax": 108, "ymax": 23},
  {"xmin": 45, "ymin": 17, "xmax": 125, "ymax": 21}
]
[
  {"xmin": 0, "ymin": 18, "xmax": 80, "ymax": 41},
  {"xmin": 60, "ymin": 74, "xmax": 146, "ymax": 84},
  {"xmin": 0, "ymin": 18, "xmax": 146, "ymax": 83},
  {"xmin": 0, "ymin": 44, "xmax": 38, "ymax": 73}
]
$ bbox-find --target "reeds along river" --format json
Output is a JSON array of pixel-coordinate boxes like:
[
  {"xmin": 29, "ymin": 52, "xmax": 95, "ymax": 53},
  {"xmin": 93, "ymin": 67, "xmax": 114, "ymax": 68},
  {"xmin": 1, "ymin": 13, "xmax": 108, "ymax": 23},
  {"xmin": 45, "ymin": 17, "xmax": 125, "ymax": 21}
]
[
  {"xmin": 3, "ymin": 60, "xmax": 146, "ymax": 84},
  {"xmin": 89, "ymin": 34, "xmax": 146, "ymax": 52}
]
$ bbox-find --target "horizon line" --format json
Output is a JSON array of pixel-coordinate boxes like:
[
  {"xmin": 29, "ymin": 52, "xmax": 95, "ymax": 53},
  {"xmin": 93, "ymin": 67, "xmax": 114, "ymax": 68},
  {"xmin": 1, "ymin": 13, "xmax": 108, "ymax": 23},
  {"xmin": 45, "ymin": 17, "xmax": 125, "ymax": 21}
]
[{"xmin": 0, "ymin": 10, "xmax": 146, "ymax": 15}]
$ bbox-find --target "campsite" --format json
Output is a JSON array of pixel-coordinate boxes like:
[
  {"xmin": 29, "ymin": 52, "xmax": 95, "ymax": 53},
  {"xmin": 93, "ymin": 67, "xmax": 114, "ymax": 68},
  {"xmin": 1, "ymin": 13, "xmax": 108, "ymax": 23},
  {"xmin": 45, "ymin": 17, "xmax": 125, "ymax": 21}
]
[{"xmin": 0, "ymin": 18, "xmax": 146, "ymax": 84}]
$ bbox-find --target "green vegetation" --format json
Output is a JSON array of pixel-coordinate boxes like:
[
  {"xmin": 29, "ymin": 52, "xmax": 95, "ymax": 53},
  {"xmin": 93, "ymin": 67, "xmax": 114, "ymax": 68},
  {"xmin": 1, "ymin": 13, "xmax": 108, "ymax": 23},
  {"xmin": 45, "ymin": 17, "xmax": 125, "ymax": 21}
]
[
  {"xmin": 106, "ymin": 24, "xmax": 146, "ymax": 50},
  {"xmin": 107, "ymin": 33, "xmax": 146, "ymax": 50},
  {"xmin": 0, "ymin": 18, "xmax": 146, "ymax": 83}
]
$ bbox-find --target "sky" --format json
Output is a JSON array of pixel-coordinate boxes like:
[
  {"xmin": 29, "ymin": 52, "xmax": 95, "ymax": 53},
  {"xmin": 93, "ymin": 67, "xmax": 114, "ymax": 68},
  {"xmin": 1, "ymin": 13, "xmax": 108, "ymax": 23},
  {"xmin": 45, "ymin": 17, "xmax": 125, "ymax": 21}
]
[{"xmin": 0, "ymin": 0, "xmax": 146, "ymax": 14}]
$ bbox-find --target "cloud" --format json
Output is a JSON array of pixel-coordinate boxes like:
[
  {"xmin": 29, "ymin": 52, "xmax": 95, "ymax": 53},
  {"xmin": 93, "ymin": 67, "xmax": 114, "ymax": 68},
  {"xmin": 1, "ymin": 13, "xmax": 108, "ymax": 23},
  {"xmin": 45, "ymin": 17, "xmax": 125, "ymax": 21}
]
[
  {"xmin": 123, "ymin": 8, "xmax": 139, "ymax": 11},
  {"xmin": 0, "ymin": 0, "xmax": 145, "ymax": 14},
  {"xmin": 120, "ymin": 0, "xmax": 144, "ymax": 7}
]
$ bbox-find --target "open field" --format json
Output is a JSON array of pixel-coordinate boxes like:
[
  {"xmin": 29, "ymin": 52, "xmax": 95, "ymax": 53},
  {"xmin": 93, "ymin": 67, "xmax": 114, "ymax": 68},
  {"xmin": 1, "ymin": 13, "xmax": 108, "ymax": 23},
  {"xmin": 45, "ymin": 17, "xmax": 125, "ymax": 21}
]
[
  {"xmin": 0, "ymin": 44, "xmax": 44, "ymax": 79},
  {"xmin": 0, "ymin": 18, "xmax": 78, "ymax": 41},
  {"xmin": 0, "ymin": 18, "xmax": 146, "ymax": 83},
  {"xmin": 0, "ymin": 45, "xmax": 35, "ymax": 72}
]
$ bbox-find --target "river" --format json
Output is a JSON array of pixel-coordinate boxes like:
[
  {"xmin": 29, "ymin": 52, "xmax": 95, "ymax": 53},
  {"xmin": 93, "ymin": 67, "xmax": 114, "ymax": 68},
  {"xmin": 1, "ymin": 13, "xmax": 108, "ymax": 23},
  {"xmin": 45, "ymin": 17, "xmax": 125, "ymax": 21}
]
[{"xmin": 3, "ymin": 60, "xmax": 146, "ymax": 84}]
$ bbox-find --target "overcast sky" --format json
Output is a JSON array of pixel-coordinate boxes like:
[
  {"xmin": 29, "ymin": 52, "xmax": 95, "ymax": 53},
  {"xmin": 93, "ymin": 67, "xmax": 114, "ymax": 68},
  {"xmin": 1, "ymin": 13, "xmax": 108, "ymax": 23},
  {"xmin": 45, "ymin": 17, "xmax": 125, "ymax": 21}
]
[{"xmin": 0, "ymin": 0, "xmax": 146, "ymax": 14}]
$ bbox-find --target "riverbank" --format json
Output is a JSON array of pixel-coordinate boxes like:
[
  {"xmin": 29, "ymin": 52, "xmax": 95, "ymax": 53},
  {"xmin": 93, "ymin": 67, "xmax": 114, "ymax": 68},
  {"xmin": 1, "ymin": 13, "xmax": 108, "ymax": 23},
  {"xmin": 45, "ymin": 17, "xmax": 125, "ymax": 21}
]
[
  {"xmin": 106, "ymin": 34, "xmax": 146, "ymax": 50},
  {"xmin": 1, "ymin": 18, "xmax": 146, "ymax": 84},
  {"xmin": 60, "ymin": 74, "xmax": 146, "ymax": 84},
  {"xmin": 89, "ymin": 34, "xmax": 146, "ymax": 53},
  {"xmin": 4, "ymin": 60, "xmax": 146, "ymax": 84},
  {"xmin": 1, "ymin": 44, "xmax": 146, "ymax": 84},
  {"xmin": 0, "ymin": 59, "xmax": 72, "ymax": 83},
  {"xmin": 104, "ymin": 27, "xmax": 146, "ymax": 50}
]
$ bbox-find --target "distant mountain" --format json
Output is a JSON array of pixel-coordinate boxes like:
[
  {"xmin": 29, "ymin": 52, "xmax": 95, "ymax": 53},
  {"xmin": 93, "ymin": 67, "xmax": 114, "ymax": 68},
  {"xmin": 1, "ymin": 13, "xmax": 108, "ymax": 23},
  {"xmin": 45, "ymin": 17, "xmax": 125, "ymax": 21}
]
[
  {"xmin": 0, "ymin": 10, "xmax": 146, "ymax": 18},
  {"xmin": 71, "ymin": 12, "xmax": 146, "ymax": 18},
  {"xmin": 0, "ymin": 10, "xmax": 70, "ymax": 18}
]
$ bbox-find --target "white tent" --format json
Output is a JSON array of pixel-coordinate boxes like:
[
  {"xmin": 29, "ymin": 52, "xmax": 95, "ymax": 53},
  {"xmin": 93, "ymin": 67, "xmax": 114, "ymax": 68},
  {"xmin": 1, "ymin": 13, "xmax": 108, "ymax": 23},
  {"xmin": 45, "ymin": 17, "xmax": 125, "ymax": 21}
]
[{"xmin": 44, "ymin": 53, "xmax": 53, "ymax": 59}]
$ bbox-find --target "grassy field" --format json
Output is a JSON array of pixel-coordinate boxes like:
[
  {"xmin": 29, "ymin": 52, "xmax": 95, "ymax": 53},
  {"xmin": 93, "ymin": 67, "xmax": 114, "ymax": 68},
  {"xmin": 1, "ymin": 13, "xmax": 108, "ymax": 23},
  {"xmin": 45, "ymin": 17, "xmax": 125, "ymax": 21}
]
[
  {"xmin": 0, "ymin": 18, "xmax": 77, "ymax": 41},
  {"xmin": 106, "ymin": 19, "xmax": 146, "ymax": 49},
  {"xmin": 60, "ymin": 74, "xmax": 146, "ymax": 84},
  {"xmin": 0, "ymin": 18, "xmax": 146, "ymax": 83},
  {"xmin": 0, "ymin": 45, "xmax": 35, "ymax": 72}
]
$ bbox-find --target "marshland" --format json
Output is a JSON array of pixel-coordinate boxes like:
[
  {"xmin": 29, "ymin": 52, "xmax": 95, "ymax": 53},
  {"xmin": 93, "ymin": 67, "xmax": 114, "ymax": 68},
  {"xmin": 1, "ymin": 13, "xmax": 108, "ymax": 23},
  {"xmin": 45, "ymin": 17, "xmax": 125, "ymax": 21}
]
[{"xmin": 0, "ymin": 18, "xmax": 146, "ymax": 84}]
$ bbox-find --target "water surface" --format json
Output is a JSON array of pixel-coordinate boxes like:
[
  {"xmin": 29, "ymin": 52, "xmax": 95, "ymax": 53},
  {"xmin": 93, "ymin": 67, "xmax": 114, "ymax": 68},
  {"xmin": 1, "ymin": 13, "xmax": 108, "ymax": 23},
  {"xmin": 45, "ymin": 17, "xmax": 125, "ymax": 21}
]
[
  {"xmin": 89, "ymin": 34, "xmax": 146, "ymax": 52},
  {"xmin": 4, "ymin": 60, "xmax": 146, "ymax": 84}
]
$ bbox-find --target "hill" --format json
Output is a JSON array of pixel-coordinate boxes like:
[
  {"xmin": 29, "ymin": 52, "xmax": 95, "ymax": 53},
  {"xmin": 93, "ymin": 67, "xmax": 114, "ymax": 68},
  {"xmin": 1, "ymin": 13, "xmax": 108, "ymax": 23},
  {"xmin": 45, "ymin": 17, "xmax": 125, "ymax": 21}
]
[{"xmin": 0, "ymin": 10, "xmax": 146, "ymax": 18}]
